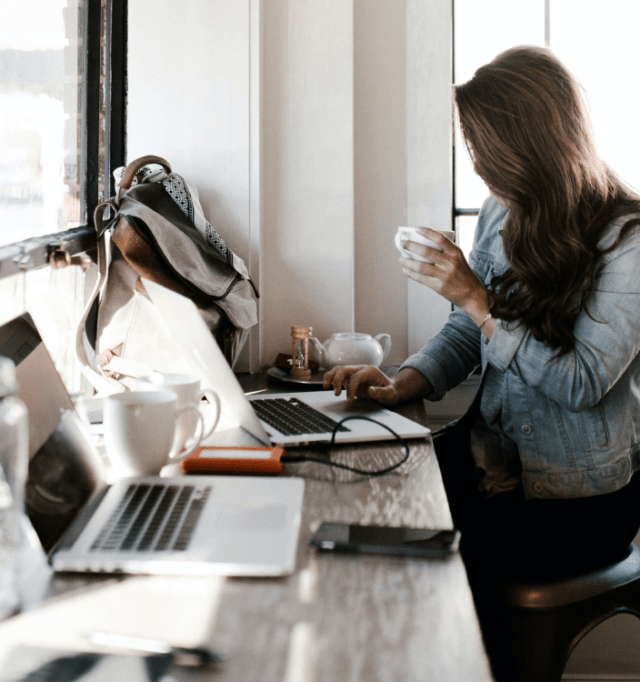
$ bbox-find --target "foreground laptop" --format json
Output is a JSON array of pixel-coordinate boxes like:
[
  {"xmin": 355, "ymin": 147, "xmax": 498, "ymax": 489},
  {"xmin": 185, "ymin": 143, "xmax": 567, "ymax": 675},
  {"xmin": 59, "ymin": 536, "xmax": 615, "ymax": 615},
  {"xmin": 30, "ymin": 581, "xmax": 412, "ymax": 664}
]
[
  {"xmin": 142, "ymin": 279, "xmax": 431, "ymax": 449},
  {"xmin": 0, "ymin": 313, "xmax": 304, "ymax": 577}
]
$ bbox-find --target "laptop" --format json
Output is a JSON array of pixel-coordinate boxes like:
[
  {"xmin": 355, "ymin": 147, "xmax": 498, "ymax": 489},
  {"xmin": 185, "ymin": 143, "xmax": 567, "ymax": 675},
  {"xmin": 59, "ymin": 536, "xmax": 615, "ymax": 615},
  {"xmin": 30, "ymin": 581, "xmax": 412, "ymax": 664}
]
[
  {"xmin": 142, "ymin": 279, "xmax": 431, "ymax": 448},
  {"xmin": 0, "ymin": 313, "xmax": 304, "ymax": 577}
]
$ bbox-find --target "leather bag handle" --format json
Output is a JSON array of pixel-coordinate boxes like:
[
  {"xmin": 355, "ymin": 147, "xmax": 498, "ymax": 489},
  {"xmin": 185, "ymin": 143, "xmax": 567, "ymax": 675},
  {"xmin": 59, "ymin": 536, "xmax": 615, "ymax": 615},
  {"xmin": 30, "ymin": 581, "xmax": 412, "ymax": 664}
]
[{"xmin": 119, "ymin": 155, "xmax": 172, "ymax": 191}]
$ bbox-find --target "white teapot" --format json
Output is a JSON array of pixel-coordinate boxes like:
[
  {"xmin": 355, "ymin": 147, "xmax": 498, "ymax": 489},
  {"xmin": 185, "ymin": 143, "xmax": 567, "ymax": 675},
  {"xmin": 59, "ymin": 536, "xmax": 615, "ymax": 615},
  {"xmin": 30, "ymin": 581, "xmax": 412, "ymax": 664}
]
[{"xmin": 309, "ymin": 332, "xmax": 391, "ymax": 369}]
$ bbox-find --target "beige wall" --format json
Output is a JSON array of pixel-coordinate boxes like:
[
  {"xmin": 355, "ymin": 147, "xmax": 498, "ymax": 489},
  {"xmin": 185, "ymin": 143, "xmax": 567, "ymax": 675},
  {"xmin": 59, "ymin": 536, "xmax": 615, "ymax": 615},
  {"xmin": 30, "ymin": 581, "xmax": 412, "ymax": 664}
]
[
  {"xmin": 128, "ymin": 0, "xmax": 453, "ymax": 371},
  {"xmin": 405, "ymin": 0, "xmax": 453, "ymax": 356},
  {"xmin": 261, "ymin": 0, "xmax": 356, "ymax": 366},
  {"xmin": 353, "ymin": 0, "xmax": 408, "ymax": 364},
  {"xmin": 260, "ymin": 0, "xmax": 453, "ymax": 367},
  {"xmin": 127, "ymin": 0, "xmax": 258, "ymax": 370}
]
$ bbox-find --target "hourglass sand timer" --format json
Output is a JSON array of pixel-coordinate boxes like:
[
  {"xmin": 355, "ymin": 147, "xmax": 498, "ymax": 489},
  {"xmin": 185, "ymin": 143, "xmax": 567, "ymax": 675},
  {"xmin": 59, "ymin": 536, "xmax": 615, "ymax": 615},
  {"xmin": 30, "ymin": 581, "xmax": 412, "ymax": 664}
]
[{"xmin": 290, "ymin": 326, "xmax": 312, "ymax": 379}]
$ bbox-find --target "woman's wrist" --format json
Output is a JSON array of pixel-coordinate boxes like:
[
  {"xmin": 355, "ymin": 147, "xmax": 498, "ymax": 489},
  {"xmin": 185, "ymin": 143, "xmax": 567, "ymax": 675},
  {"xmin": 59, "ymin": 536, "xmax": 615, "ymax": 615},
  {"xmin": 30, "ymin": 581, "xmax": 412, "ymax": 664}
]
[
  {"xmin": 391, "ymin": 367, "xmax": 434, "ymax": 402},
  {"xmin": 462, "ymin": 290, "xmax": 497, "ymax": 338},
  {"xmin": 477, "ymin": 312, "xmax": 493, "ymax": 331},
  {"xmin": 461, "ymin": 286, "xmax": 492, "ymax": 325}
]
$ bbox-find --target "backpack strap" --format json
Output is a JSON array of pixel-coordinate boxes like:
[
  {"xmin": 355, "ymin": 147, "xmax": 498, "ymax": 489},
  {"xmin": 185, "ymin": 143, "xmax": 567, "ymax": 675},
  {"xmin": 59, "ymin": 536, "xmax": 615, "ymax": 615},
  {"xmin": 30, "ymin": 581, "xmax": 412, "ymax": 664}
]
[{"xmin": 74, "ymin": 203, "xmax": 127, "ymax": 395}]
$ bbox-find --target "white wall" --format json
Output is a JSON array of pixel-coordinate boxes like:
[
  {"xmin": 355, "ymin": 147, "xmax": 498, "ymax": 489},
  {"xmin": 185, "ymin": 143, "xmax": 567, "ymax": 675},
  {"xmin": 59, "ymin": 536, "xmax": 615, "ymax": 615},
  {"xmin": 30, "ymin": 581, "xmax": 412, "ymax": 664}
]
[
  {"xmin": 127, "ymin": 0, "xmax": 258, "ymax": 370},
  {"xmin": 406, "ymin": 0, "xmax": 453, "ymax": 355},
  {"xmin": 127, "ymin": 1, "xmax": 252, "ymax": 258},
  {"xmin": 261, "ymin": 0, "xmax": 355, "ymax": 366},
  {"xmin": 127, "ymin": 0, "xmax": 453, "ymax": 372},
  {"xmin": 260, "ymin": 0, "xmax": 452, "ymax": 367},
  {"xmin": 353, "ymin": 0, "xmax": 408, "ymax": 364}
]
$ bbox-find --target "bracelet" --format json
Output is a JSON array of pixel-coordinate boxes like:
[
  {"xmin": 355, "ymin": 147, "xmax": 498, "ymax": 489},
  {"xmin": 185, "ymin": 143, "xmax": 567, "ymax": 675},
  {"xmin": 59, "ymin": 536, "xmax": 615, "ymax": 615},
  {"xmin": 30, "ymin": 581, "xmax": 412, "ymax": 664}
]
[{"xmin": 478, "ymin": 313, "xmax": 493, "ymax": 331}]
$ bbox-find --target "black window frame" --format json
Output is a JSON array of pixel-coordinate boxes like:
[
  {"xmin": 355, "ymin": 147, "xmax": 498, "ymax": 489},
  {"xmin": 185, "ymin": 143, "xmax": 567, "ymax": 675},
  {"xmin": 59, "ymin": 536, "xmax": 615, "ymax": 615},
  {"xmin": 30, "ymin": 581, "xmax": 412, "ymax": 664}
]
[{"xmin": 0, "ymin": 0, "xmax": 127, "ymax": 280}]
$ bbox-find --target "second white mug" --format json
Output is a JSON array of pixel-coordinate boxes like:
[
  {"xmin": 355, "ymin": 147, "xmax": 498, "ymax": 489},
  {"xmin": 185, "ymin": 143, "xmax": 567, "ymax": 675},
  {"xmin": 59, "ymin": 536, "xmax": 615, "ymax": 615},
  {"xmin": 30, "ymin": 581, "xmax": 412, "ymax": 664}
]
[{"xmin": 135, "ymin": 373, "xmax": 221, "ymax": 443}]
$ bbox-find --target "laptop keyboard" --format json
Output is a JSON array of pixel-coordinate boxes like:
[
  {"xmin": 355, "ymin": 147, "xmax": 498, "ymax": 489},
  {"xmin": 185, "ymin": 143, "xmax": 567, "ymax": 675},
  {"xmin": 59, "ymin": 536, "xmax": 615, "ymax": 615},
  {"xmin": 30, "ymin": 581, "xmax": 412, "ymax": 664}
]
[
  {"xmin": 90, "ymin": 483, "xmax": 211, "ymax": 553},
  {"xmin": 250, "ymin": 397, "xmax": 351, "ymax": 436}
]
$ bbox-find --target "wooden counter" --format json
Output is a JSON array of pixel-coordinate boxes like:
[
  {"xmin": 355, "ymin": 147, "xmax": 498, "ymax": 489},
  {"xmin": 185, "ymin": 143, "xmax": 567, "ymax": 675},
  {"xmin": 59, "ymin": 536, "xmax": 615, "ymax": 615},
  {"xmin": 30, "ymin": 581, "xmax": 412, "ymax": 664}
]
[{"xmin": 0, "ymin": 373, "xmax": 493, "ymax": 681}]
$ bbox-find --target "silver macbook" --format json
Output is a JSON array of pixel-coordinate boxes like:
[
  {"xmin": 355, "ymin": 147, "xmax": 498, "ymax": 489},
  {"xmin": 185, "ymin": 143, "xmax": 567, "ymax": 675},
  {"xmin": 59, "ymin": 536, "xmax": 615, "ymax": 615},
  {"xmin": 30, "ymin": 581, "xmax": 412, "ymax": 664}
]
[
  {"xmin": 1, "ymin": 313, "xmax": 304, "ymax": 577},
  {"xmin": 142, "ymin": 279, "xmax": 431, "ymax": 448}
]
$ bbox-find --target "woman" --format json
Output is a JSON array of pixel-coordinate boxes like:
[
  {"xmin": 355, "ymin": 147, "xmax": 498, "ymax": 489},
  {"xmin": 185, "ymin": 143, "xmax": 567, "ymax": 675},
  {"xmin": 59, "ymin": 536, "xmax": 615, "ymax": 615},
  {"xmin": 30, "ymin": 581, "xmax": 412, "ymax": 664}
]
[{"xmin": 324, "ymin": 46, "xmax": 640, "ymax": 582}]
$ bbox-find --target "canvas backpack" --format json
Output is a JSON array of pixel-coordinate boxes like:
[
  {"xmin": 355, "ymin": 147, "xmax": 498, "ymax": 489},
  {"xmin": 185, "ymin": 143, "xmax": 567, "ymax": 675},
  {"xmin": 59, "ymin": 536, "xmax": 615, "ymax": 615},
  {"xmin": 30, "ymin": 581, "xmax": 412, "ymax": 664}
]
[{"xmin": 76, "ymin": 155, "xmax": 258, "ymax": 394}]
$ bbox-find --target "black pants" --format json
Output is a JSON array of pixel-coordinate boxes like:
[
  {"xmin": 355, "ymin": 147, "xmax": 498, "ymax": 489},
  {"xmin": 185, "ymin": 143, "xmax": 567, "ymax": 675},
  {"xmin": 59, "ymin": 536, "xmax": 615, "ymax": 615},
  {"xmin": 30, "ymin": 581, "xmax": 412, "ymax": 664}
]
[
  {"xmin": 434, "ymin": 417, "xmax": 640, "ymax": 680},
  {"xmin": 433, "ymin": 419, "xmax": 640, "ymax": 583}
]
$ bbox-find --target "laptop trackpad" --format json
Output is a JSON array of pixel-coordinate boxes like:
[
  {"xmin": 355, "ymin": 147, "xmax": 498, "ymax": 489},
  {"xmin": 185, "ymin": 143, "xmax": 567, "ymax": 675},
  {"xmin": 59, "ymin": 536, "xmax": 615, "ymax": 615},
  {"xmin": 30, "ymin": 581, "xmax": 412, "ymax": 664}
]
[
  {"xmin": 321, "ymin": 398, "xmax": 388, "ymax": 417},
  {"xmin": 218, "ymin": 503, "xmax": 288, "ymax": 532}
]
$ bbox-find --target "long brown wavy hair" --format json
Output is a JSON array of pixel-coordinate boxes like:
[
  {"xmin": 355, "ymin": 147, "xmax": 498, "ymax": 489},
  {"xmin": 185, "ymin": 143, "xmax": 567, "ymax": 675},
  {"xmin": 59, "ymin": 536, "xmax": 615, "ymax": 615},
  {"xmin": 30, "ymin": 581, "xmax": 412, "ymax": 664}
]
[{"xmin": 455, "ymin": 46, "xmax": 640, "ymax": 355}]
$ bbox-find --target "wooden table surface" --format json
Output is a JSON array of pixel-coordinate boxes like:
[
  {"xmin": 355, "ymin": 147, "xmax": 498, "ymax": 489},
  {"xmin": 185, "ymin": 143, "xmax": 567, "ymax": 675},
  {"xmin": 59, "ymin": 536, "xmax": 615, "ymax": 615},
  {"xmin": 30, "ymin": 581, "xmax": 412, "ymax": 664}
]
[{"xmin": 0, "ymin": 372, "xmax": 494, "ymax": 682}]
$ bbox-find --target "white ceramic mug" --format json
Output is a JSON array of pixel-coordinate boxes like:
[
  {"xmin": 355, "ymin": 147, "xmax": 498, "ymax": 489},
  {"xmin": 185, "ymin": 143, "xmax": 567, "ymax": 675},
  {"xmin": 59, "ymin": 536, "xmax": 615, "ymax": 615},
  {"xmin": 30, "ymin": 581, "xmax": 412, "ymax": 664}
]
[
  {"xmin": 395, "ymin": 226, "xmax": 456, "ymax": 264},
  {"xmin": 103, "ymin": 390, "xmax": 205, "ymax": 477},
  {"xmin": 134, "ymin": 373, "xmax": 221, "ymax": 443}
]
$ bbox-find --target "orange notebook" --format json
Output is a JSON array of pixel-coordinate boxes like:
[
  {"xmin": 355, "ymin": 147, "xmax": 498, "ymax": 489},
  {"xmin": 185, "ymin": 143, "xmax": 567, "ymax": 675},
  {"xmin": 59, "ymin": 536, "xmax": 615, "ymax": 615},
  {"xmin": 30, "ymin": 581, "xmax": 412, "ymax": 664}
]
[{"xmin": 182, "ymin": 446, "xmax": 285, "ymax": 475}]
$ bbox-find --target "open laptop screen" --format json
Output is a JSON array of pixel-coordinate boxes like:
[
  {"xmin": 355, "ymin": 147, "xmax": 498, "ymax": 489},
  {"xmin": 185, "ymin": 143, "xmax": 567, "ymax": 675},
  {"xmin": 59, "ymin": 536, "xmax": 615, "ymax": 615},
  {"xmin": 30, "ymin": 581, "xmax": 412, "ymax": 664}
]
[{"xmin": 0, "ymin": 314, "xmax": 106, "ymax": 552}]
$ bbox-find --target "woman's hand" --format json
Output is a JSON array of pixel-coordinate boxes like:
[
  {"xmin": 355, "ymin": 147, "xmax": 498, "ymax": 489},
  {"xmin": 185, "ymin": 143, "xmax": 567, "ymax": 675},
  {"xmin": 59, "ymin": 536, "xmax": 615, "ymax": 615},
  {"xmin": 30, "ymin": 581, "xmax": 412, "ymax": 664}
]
[
  {"xmin": 323, "ymin": 365, "xmax": 400, "ymax": 406},
  {"xmin": 400, "ymin": 227, "xmax": 495, "ymax": 335},
  {"xmin": 323, "ymin": 365, "xmax": 433, "ymax": 406}
]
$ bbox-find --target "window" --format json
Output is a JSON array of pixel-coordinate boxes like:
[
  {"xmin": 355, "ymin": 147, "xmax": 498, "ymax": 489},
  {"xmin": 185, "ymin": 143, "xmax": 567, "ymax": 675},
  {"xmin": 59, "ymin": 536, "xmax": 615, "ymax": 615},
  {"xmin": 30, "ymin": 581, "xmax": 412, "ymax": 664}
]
[
  {"xmin": 0, "ymin": 0, "xmax": 126, "ymax": 392},
  {"xmin": 453, "ymin": 0, "xmax": 640, "ymax": 257},
  {"xmin": 0, "ymin": 0, "xmax": 126, "ymax": 273}
]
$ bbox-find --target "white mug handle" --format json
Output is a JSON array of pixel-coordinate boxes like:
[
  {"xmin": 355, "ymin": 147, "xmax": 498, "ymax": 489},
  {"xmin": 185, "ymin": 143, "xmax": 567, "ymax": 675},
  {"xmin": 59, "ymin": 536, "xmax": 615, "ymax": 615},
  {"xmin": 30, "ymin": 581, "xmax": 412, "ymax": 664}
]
[
  {"xmin": 198, "ymin": 388, "xmax": 221, "ymax": 439},
  {"xmin": 374, "ymin": 334, "xmax": 391, "ymax": 362},
  {"xmin": 394, "ymin": 228, "xmax": 411, "ymax": 258},
  {"xmin": 167, "ymin": 404, "xmax": 205, "ymax": 462}
]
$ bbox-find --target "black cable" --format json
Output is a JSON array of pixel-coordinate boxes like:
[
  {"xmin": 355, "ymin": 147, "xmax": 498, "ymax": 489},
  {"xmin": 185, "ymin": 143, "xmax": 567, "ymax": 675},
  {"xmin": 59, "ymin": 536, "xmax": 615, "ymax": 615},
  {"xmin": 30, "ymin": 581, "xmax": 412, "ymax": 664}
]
[{"xmin": 280, "ymin": 416, "xmax": 411, "ymax": 477}]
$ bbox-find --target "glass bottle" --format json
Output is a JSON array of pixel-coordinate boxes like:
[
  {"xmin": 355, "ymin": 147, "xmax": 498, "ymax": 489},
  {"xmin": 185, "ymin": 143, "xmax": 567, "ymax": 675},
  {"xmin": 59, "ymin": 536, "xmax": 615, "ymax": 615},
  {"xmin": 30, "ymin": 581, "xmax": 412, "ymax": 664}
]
[{"xmin": 0, "ymin": 357, "xmax": 29, "ymax": 620}]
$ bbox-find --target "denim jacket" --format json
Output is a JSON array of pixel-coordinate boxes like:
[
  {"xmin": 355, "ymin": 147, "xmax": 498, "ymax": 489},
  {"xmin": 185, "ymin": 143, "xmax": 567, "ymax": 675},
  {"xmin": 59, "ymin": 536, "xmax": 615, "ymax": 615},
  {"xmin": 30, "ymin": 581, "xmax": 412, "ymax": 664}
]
[{"xmin": 401, "ymin": 195, "xmax": 640, "ymax": 500}]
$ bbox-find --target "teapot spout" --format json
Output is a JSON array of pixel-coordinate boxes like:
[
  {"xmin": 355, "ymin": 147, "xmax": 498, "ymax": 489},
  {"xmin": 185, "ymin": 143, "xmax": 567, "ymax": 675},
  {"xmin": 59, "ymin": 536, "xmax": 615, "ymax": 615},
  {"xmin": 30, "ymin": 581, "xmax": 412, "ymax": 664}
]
[{"xmin": 308, "ymin": 337, "xmax": 326, "ymax": 367}]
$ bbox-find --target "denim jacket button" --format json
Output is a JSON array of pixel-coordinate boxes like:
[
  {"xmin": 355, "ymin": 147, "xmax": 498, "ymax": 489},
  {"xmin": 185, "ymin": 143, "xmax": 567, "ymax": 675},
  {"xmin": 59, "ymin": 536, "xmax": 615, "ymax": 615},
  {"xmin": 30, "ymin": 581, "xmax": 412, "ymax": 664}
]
[
  {"xmin": 522, "ymin": 424, "xmax": 532, "ymax": 435},
  {"xmin": 533, "ymin": 481, "xmax": 544, "ymax": 494}
]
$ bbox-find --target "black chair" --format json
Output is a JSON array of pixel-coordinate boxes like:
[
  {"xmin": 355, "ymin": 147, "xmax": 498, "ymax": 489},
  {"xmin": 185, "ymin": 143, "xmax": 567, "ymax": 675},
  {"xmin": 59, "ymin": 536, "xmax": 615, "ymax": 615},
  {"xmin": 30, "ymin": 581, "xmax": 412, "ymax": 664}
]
[
  {"xmin": 481, "ymin": 542, "xmax": 640, "ymax": 682},
  {"xmin": 431, "ymin": 412, "xmax": 640, "ymax": 680}
]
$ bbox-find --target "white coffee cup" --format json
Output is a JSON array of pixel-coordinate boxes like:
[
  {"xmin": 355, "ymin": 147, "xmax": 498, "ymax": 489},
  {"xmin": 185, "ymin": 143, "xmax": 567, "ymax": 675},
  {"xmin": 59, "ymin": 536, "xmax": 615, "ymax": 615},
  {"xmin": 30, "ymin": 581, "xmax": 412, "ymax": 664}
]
[
  {"xmin": 134, "ymin": 373, "xmax": 221, "ymax": 443},
  {"xmin": 103, "ymin": 390, "xmax": 205, "ymax": 477},
  {"xmin": 395, "ymin": 226, "xmax": 456, "ymax": 264}
]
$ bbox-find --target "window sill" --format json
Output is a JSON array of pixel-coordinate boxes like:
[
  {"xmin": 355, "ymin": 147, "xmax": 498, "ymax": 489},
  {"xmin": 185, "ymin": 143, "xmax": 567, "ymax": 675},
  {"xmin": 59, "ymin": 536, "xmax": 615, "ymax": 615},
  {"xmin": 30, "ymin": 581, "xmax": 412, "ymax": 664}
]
[{"xmin": 0, "ymin": 226, "xmax": 97, "ymax": 281}]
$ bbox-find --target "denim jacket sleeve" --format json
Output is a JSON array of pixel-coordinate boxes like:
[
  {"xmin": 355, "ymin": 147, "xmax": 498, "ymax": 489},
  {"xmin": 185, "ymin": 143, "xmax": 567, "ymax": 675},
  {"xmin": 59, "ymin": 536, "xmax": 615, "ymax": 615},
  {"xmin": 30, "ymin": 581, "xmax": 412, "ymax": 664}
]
[
  {"xmin": 485, "ymin": 218, "xmax": 640, "ymax": 413},
  {"xmin": 401, "ymin": 195, "xmax": 640, "ymax": 411}
]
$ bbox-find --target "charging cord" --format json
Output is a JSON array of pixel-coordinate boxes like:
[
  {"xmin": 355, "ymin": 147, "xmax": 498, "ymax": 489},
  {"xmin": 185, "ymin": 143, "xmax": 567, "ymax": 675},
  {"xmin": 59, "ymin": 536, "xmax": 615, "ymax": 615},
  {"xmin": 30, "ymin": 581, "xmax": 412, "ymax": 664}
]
[{"xmin": 280, "ymin": 416, "xmax": 411, "ymax": 477}]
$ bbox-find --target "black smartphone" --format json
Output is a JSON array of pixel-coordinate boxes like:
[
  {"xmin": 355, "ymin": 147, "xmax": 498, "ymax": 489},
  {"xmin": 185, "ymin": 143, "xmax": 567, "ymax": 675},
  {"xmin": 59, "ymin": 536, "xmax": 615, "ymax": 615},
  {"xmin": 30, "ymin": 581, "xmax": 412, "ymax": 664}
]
[{"xmin": 309, "ymin": 523, "xmax": 461, "ymax": 558}]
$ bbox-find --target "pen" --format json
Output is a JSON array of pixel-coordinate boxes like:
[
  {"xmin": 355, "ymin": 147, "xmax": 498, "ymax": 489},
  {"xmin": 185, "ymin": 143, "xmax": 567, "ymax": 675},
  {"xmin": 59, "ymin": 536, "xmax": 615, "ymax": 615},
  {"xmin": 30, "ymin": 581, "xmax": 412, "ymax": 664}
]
[{"xmin": 87, "ymin": 631, "xmax": 225, "ymax": 667}]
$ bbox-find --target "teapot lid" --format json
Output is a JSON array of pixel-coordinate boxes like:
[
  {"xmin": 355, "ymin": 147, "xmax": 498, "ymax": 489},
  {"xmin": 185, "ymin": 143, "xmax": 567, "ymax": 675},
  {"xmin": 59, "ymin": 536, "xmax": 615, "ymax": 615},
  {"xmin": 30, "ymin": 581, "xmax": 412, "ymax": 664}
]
[{"xmin": 331, "ymin": 332, "xmax": 371, "ymax": 340}]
